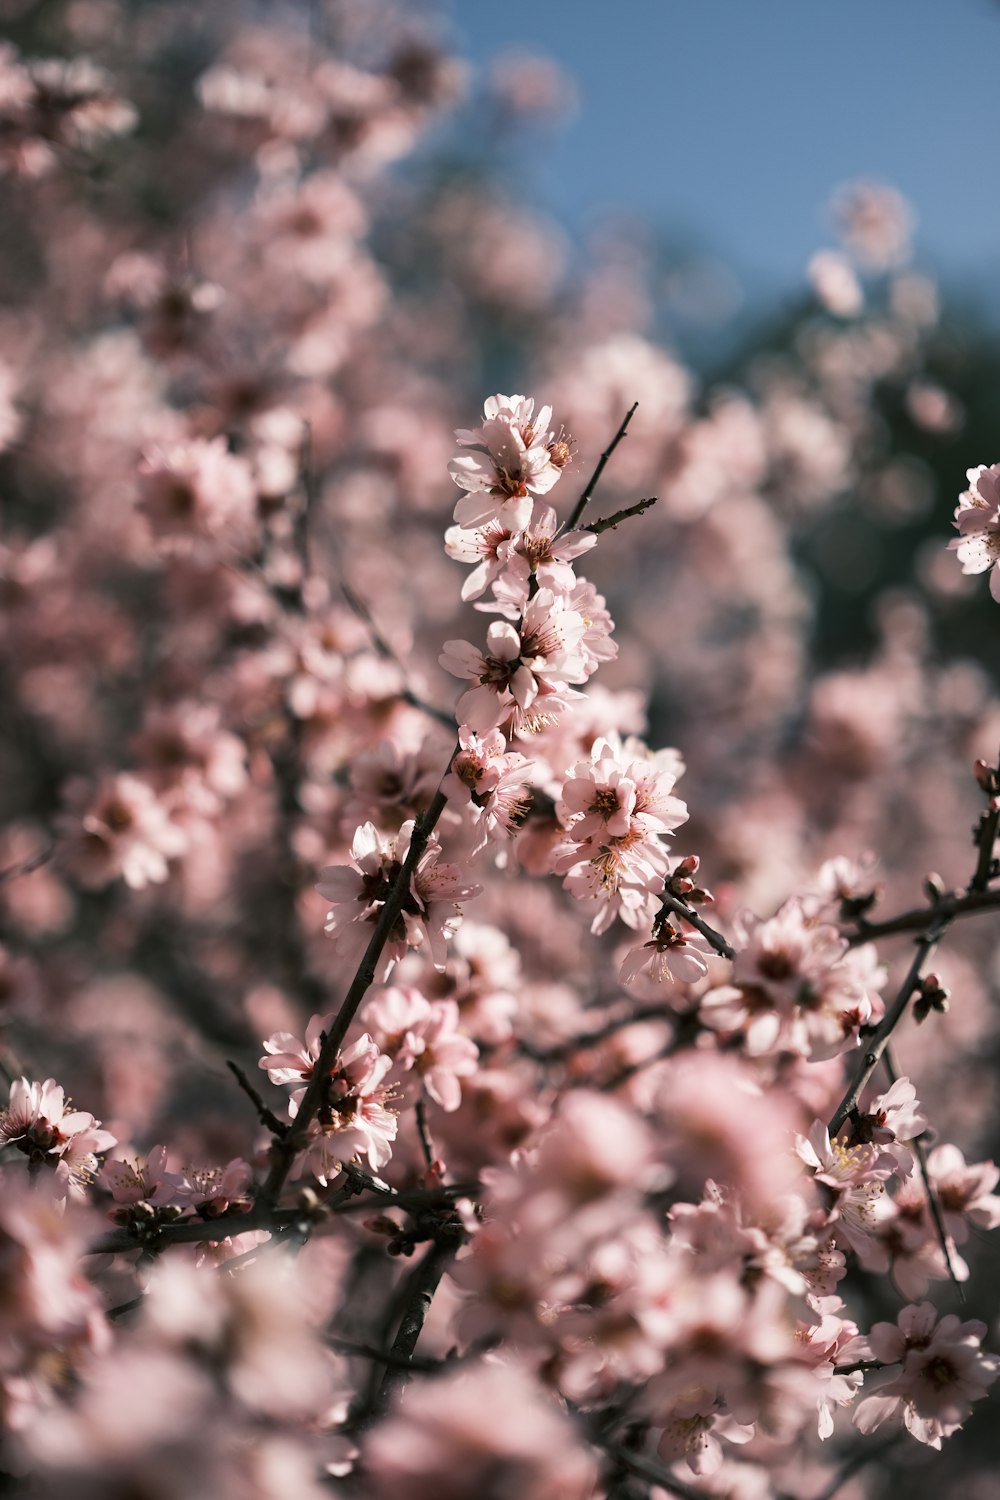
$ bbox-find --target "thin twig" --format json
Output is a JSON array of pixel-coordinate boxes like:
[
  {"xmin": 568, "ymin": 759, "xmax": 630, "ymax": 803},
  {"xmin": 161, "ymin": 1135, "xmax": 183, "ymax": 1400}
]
[
  {"xmin": 600, "ymin": 1441, "xmax": 710, "ymax": 1500},
  {"xmin": 562, "ymin": 403, "xmax": 639, "ymax": 534},
  {"xmin": 226, "ymin": 1060, "xmax": 288, "ymax": 1137},
  {"xmin": 845, "ymin": 885, "xmax": 1000, "ymax": 946},
  {"xmin": 523, "ymin": 1003, "xmax": 681, "ymax": 1062},
  {"xmin": 657, "ymin": 891, "xmax": 736, "ymax": 961},
  {"xmin": 340, "ymin": 577, "xmax": 455, "ymax": 730},
  {"xmin": 583, "ymin": 496, "xmax": 656, "ymax": 535},
  {"xmin": 328, "ymin": 1335, "xmax": 441, "ymax": 1373},
  {"xmin": 883, "ymin": 1046, "xmax": 965, "ymax": 1300},
  {"xmin": 829, "ymin": 921, "xmax": 949, "ymax": 1137},
  {"xmin": 0, "ymin": 840, "xmax": 55, "ymax": 885}
]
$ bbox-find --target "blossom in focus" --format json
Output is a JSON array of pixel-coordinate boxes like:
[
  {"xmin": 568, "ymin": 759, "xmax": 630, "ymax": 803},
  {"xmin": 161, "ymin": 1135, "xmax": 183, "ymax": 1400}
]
[
  {"xmin": 700, "ymin": 899, "xmax": 884, "ymax": 1061},
  {"xmin": 948, "ymin": 463, "xmax": 1000, "ymax": 602},
  {"xmin": 620, "ymin": 921, "xmax": 714, "ymax": 990},
  {"xmin": 0, "ymin": 1077, "xmax": 116, "ymax": 1197},
  {"xmin": 316, "ymin": 822, "xmax": 481, "ymax": 976},
  {"xmin": 284, "ymin": 1032, "xmax": 398, "ymax": 1181},
  {"xmin": 364, "ymin": 987, "xmax": 478, "ymax": 1110},
  {"xmin": 449, "ymin": 394, "xmax": 568, "ymax": 532}
]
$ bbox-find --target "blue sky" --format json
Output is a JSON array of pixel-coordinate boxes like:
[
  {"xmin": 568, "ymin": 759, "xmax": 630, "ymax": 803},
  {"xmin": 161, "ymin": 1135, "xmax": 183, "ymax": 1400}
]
[{"xmin": 449, "ymin": 0, "xmax": 999, "ymax": 302}]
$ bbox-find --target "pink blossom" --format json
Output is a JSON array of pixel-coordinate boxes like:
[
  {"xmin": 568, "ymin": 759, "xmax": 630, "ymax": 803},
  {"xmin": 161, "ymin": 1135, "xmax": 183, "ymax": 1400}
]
[
  {"xmin": 364, "ymin": 988, "xmax": 478, "ymax": 1111},
  {"xmin": 441, "ymin": 588, "xmax": 586, "ymax": 734},
  {"xmin": 852, "ymin": 1303, "xmax": 1000, "ymax": 1448},
  {"xmin": 442, "ymin": 725, "xmax": 534, "ymax": 846},
  {"xmin": 0, "ymin": 1078, "xmax": 116, "ymax": 1197},
  {"xmin": 449, "ymin": 394, "xmax": 568, "ymax": 532},
  {"xmin": 948, "ymin": 463, "xmax": 1000, "ymax": 601},
  {"xmin": 285, "ymin": 1032, "xmax": 398, "ymax": 1180},
  {"xmin": 138, "ymin": 437, "xmax": 258, "ymax": 553},
  {"xmin": 619, "ymin": 921, "xmax": 714, "ymax": 989},
  {"xmin": 926, "ymin": 1143, "xmax": 1000, "ymax": 1244},
  {"xmin": 61, "ymin": 772, "xmax": 187, "ymax": 890},
  {"xmin": 796, "ymin": 1121, "xmax": 891, "ymax": 1257},
  {"xmin": 364, "ymin": 1359, "xmax": 599, "ymax": 1500},
  {"xmin": 700, "ymin": 900, "xmax": 883, "ymax": 1060},
  {"xmin": 316, "ymin": 821, "xmax": 481, "ymax": 976}
]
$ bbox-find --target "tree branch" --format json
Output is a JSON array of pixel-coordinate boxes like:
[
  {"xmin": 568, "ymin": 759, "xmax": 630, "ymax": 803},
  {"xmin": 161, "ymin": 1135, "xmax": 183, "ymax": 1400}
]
[
  {"xmin": 829, "ymin": 921, "xmax": 949, "ymax": 1137},
  {"xmin": 562, "ymin": 403, "xmax": 639, "ymax": 534},
  {"xmin": 583, "ymin": 496, "xmax": 657, "ymax": 535},
  {"xmin": 257, "ymin": 784, "xmax": 451, "ymax": 1208}
]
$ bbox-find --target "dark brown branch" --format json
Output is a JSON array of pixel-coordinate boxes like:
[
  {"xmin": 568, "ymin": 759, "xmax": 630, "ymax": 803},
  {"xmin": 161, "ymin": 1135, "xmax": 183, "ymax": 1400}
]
[
  {"xmin": 829, "ymin": 921, "xmax": 949, "ymax": 1137},
  {"xmin": 415, "ymin": 1098, "xmax": 436, "ymax": 1170},
  {"xmin": 882, "ymin": 1047, "xmax": 964, "ymax": 1299},
  {"xmin": 258, "ymin": 785, "xmax": 451, "ymax": 1208},
  {"xmin": 583, "ymin": 496, "xmax": 657, "ymax": 535},
  {"xmin": 328, "ymin": 1335, "xmax": 440, "ymax": 1372},
  {"xmin": 226, "ymin": 1060, "xmax": 288, "ymax": 1137},
  {"xmin": 372, "ymin": 1230, "xmax": 462, "ymax": 1412},
  {"xmin": 845, "ymin": 885, "xmax": 1000, "ymax": 946},
  {"xmin": 562, "ymin": 402, "xmax": 639, "ymax": 534},
  {"xmin": 657, "ymin": 891, "xmax": 736, "ymax": 961},
  {"xmin": 970, "ymin": 784, "xmax": 1000, "ymax": 893}
]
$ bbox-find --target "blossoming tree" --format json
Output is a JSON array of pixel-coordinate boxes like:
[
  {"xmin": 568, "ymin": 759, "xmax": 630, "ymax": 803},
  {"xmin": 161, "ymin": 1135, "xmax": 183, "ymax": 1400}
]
[{"xmin": 1, "ymin": 4, "xmax": 1000, "ymax": 1499}]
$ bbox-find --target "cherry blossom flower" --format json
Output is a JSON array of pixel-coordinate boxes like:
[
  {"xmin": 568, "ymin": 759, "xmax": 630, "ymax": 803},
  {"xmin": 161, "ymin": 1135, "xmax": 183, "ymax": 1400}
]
[
  {"xmin": 442, "ymin": 725, "xmax": 534, "ymax": 847},
  {"xmin": 948, "ymin": 462, "xmax": 1000, "ymax": 601},
  {"xmin": 449, "ymin": 394, "xmax": 568, "ymax": 532},
  {"xmin": 0, "ymin": 1078, "xmax": 116, "ymax": 1197},
  {"xmin": 138, "ymin": 437, "xmax": 258, "ymax": 553},
  {"xmin": 700, "ymin": 899, "xmax": 883, "ymax": 1060},
  {"xmin": 851, "ymin": 1303, "xmax": 1000, "ymax": 1448},
  {"xmin": 926, "ymin": 1143, "xmax": 1000, "ymax": 1244},
  {"xmin": 620, "ymin": 920, "xmax": 714, "ymax": 990},
  {"xmin": 796, "ymin": 1121, "xmax": 891, "ymax": 1257},
  {"xmin": 364, "ymin": 987, "xmax": 478, "ymax": 1110},
  {"xmin": 284, "ymin": 1032, "xmax": 398, "ymax": 1180},
  {"xmin": 317, "ymin": 821, "xmax": 481, "ymax": 977},
  {"xmin": 364, "ymin": 1359, "xmax": 599, "ymax": 1500},
  {"xmin": 61, "ymin": 772, "xmax": 187, "ymax": 890}
]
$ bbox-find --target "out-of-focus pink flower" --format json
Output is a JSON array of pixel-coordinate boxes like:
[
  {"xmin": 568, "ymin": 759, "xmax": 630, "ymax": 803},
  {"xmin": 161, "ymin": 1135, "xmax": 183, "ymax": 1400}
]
[
  {"xmin": 364, "ymin": 1358, "xmax": 599, "ymax": 1500},
  {"xmin": 138, "ymin": 437, "xmax": 258, "ymax": 553},
  {"xmin": 701, "ymin": 899, "xmax": 883, "ymax": 1061},
  {"xmin": 851, "ymin": 1302, "xmax": 1000, "ymax": 1448},
  {"xmin": 831, "ymin": 179, "xmax": 914, "ymax": 271},
  {"xmin": 808, "ymin": 251, "xmax": 863, "ymax": 317},
  {"xmin": 926, "ymin": 1143, "xmax": 1000, "ymax": 1244},
  {"xmin": 61, "ymin": 772, "xmax": 187, "ymax": 890}
]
